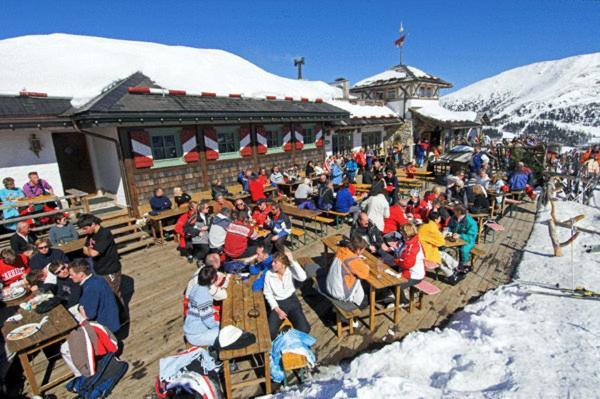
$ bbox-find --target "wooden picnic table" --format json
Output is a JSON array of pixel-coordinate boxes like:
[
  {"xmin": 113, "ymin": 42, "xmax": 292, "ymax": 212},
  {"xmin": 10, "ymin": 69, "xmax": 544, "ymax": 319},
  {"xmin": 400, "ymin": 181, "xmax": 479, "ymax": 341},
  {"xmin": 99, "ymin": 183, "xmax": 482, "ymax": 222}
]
[
  {"xmin": 322, "ymin": 234, "xmax": 407, "ymax": 332},
  {"xmin": 280, "ymin": 204, "xmax": 322, "ymax": 236},
  {"xmin": 2, "ymin": 304, "xmax": 78, "ymax": 395},
  {"xmin": 56, "ymin": 237, "xmax": 87, "ymax": 254},
  {"xmin": 220, "ymin": 274, "xmax": 271, "ymax": 399},
  {"xmin": 224, "ymin": 192, "xmax": 251, "ymax": 203},
  {"xmin": 145, "ymin": 207, "xmax": 186, "ymax": 244},
  {"xmin": 277, "ymin": 181, "xmax": 300, "ymax": 197}
]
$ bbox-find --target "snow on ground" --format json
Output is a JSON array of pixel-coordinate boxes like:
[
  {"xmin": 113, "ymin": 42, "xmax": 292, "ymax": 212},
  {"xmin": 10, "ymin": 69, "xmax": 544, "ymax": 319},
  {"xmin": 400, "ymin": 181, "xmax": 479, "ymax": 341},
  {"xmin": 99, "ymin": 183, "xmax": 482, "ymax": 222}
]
[
  {"xmin": 0, "ymin": 34, "xmax": 341, "ymax": 106},
  {"xmin": 268, "ymin": 196, "xmax": 600, "ymax": 398},
  {"xmin": 326, "ymin": 100, "xmax": 397, "ymax": 118}
]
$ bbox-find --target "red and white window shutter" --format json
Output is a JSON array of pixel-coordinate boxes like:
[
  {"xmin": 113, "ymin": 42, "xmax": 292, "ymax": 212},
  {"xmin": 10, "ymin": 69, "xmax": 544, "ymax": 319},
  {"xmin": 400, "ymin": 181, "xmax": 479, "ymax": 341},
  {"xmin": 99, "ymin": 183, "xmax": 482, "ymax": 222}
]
[
  {"xmin": 294, "ymin": 124, "xmax": 304, "ymax": 150},
  {"xmin": 203, "ymin": 126, "xmax": 219, "ymax": 160},
  {"xmin": 255, "ymin": 125, "xmax": 268, "ymax": 154},
  {"xmin": 282, "ymin": 125, "xmax": 292, "ymax": 152},
  {"xmin": 129, "ymin": 130, "xmax": 153, "ymax": 168},
  {"xmin": 315, "ymin": 123, "xmax": 324, "ymax": 147},
  {"xmin": 181, "ymin": 127, "xmax": 199, "ymax": 163},
  {"xmin": 239, "ymin": 126, "xmax": 253, "ymax": 157}
]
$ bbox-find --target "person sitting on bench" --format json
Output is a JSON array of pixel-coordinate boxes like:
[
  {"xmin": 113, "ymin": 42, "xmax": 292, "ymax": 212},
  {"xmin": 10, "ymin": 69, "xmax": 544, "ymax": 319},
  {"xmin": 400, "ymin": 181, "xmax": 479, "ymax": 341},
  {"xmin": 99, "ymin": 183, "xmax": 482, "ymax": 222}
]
[
  {"xmin": 317, "ymin": 180, "xmax": 335, "ymax": 211},
  {"xmin": 394, "ymin": 223, "xmax": 425, "ymax": 306},
  {"xmin": 184, "ymin": 266, "xmax": 221, "ymax": 346},
  {"xmin": 223, "ymin": 211, "xmax": 260, "ymax": 259},
  {"xmin": 211, "ymin": 178, "xmax": 231, "ymax": 200},
  {"xmin": 251, "ymin": 199, "xmax": 272, "ymax": 229},
  {"xmin": 149, "ymin": 187, "xmax": 172, "ymax": 215},
  {"xmin": 350, "ymin": 212, "xmax": 393, "ymax": 263},
  {"xmin": 324, "ymin": 236, "xmax": 370, "ymax": 311},
  {"xmin": 268, "ymin": 203, "xmax": 291, "ymax": 252},
  {"xmin": 263, "ymin": 248, "xmax": 310, "ymax": 340},
  {"xmin": 448, "ymin": 205, "xmax": 478, "ymax": 273},
  {"xmin": 334, "ymin": 180, "xmax": 359, "ymax": 222},
  {"xmin": 469, "ymin": 184, "xmax": 489, "ymax": 214},
  {"xmin": 418, "ymin": 211, "xmax": 462, "ymax": 285}
]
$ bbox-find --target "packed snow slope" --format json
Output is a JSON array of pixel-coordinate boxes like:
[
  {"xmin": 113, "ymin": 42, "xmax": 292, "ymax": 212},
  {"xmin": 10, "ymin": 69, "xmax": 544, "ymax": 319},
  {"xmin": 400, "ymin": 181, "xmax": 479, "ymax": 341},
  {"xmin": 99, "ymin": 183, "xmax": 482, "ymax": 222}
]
[
  {"xmin": 0, "ymin": 34, "xmax": 340, "ymax": 107},
  {"xmin": 442, "ymin": 53, "xmax": 600, "ymax": 145},
  {"xmin": 270, "ymin": 195, "xmax": 600, "ymax": 398}
]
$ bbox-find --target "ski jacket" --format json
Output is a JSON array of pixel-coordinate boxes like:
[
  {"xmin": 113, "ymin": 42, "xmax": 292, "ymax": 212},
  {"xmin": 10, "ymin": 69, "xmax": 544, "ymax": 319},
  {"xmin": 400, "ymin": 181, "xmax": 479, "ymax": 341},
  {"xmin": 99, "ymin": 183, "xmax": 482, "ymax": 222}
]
[
  {"xmin": 325, "ymin": 247, "xmax": 369, "ymax": 305},
  {"xmin": 417, "ymin": 220, "xmax": 446, "ymax": 265},
  {"xmin": 394, "ymin": 235, "xmax": 425, "ymax": 280}
]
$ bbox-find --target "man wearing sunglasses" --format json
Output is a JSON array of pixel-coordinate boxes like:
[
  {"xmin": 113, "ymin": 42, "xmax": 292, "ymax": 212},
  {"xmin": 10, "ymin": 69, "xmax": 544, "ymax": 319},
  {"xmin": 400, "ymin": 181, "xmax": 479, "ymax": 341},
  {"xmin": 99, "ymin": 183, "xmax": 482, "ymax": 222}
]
[{"xmin": 29, "ymin": 238, "xmax": 69, "ymax": 271}]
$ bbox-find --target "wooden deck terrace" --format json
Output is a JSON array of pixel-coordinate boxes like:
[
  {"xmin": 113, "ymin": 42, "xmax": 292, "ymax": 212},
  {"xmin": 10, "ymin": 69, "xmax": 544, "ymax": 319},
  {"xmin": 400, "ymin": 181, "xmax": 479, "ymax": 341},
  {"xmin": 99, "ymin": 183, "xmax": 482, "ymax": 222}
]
[{"xmin": 34, "ymin": 199, "xmax": 539, "ymax": 398}]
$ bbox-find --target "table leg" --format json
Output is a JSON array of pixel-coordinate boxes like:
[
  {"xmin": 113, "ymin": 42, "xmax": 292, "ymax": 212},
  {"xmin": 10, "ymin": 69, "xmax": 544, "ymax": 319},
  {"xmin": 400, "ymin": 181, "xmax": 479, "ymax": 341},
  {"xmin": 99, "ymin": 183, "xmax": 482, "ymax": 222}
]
[
  {"xmin": 159, "ymin": 220, "xmax": 164, "ymax": 245},
  {"xmin": 264, "ymin": 352, "xmax": 272, "ymax": 394},
  {"xmin": 19, "ymin": 352, "xmax": 40, "ymax": 396},
  {"xmin": 369, "ymin": 285, "xmax": 376, "ymax": 332},
  {"xmin": 223, "ymin": 359, "xmax": 232, "ymax": 399},
  {"xmin": 150, "ymin": 221, "xmax": 157, "ymax": 242},
  {"xmin": 394, "ymin": 285, "xmax": 401, "ymax": 325}
]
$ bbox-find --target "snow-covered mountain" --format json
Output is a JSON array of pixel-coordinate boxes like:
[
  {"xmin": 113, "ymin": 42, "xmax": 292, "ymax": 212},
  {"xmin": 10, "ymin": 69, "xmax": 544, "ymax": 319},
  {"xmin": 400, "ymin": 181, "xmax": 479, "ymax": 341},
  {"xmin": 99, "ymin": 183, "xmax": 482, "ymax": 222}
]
[
  {"xmin": 442, "ymin": 53, "xmax": 600, "ymax": 145},
  {"xmin": 0, "ymin": 34, "xmax": 341, "ymax": 107}
]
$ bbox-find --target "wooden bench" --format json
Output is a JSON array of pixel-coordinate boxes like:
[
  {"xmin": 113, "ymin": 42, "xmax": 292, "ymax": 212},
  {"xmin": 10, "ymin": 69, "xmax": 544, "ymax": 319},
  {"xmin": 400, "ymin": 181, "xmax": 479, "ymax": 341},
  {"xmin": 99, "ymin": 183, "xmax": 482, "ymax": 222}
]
[
  {"xmin": 326, "ymin": 210, "xmax": 350, "ymax": 229},
  {"xmin": 504, "ymin": 198, "xmax": 524, "ymax": 218},
  {"xmin": 424, "ymin": 260, "xmax": 440, "ymax": 280},
  {"xmin": 470, "ymin": 245, "xmax": 486, "ymax": 269},
  {"xmin": 290, "ymin": 228, "xmax": 306, "ymax": 248},
  {"xmin": 333, "ymin": 304, "xmax": 363, "ymax": 338},
  {"xmin": 470, "ymin": 213, "xmax": 489, "ymax": 244},
  {"xmin": 314, "ymin": 216, "xmax": 335, "ymax": 236},
  {"xmin": 279, "ymin": 319, "xmax": 310, "ymax": 386},
  {"xmin": 410, "ymin": 280, "xmax": 441, "ymax": 312}
]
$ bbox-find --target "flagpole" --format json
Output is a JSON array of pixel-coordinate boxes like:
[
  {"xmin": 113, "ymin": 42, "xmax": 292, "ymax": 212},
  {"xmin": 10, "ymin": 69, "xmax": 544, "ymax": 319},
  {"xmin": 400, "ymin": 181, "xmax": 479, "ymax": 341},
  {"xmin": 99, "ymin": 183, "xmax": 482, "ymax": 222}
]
[{"xmin": 400, "ymin": 45, "xmax": 403, "ymax": 65}]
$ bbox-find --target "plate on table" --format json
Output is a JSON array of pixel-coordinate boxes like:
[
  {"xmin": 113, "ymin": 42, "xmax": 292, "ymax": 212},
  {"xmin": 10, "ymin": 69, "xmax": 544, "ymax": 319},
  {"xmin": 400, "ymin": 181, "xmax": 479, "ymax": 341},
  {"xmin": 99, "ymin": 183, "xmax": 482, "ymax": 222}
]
[
  {"xmin": 6, "ymin": 323, "xmax": 40, "ymax": 341},
  {"xmin": 1, "ymin": 286, "xmax": 27, "ymax": 302}
]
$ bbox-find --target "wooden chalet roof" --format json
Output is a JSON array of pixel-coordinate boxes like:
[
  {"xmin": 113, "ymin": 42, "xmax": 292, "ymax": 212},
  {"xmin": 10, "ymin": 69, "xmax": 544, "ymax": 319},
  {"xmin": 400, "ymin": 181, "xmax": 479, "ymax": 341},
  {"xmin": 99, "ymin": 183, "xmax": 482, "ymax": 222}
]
[
  {"xmin": 0, "ymin": 95, "xmax": 73, "ymax": 129},
  {"xmin": 351, "ymin": 64, "xmax": 452, "ymax": 91},
  {"xmin": 71, "ymin": 73, "xmax": 349, "ymax": 127}
]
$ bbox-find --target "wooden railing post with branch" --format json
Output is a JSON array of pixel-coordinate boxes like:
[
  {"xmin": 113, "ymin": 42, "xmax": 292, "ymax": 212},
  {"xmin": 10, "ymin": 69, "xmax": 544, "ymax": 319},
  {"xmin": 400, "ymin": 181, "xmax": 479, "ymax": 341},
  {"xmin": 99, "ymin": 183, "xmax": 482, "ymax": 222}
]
[{"xmin": 545, "ymin": 178, "xmax": 582, "ymax": 257}]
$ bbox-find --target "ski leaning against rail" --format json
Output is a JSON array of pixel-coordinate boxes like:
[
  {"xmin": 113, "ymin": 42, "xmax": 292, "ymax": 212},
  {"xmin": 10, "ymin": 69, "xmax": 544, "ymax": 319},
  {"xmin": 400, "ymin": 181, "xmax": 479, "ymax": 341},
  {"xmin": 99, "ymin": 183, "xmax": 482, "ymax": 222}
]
[{"xmin": 515, "ymin": 280, "xmax": 600, "ymax": 301}]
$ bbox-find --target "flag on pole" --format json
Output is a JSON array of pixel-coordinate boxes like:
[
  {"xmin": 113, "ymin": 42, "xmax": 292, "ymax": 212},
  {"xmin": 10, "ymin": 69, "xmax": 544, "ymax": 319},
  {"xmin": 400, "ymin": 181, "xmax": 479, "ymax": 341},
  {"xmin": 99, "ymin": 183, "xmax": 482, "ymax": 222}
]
[{"xmin": 394, "ymin": 22, "xmax": 406, "ymax": 47}]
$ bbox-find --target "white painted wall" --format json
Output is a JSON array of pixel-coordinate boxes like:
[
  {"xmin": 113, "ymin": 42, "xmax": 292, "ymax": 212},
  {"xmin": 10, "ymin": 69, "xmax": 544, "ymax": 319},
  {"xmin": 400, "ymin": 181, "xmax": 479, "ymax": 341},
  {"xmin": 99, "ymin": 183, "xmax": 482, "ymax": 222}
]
[
  {"xmin": 0, "ymin": 130, "xmax": 64, "ymax": 195},
  {"xmin": 325, "ymin": 128, "xmax": 333, "ymax": 157},
  {"xmin": 352, "ymin": 130, "xmax": 362, "ymax": 152},
  {"xmin": 85, "ymin": 127, "xmax": 127, "ymax": 205}
]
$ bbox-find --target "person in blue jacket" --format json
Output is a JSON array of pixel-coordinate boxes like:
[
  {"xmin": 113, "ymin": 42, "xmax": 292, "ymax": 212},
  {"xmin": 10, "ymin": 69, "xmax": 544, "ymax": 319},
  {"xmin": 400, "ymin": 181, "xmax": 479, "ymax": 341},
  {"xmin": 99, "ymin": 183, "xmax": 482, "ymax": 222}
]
[
  {"xmin": 508, "ymin": 162, "xmax": 530, "ymax": 191},
  {"xmin": 149, "ymin": 187, "xmax": 172, "ymax": 215},
  {"xmin": 331, "ymin": 161, "xmax": 343, "ymax": 186},
  {"xmin": 334, "ymin": 179, "xmax": 360, "ymax": 222},
  {"xmin": 344, "ymin": 158, "xmax": 358, "ymax": 183},
  {"xmin": 449, "ymin": 205, "xmax": 478, "ymax": 272},
  {"xmin": 69, "ymin": 258, "xmax": 120, "ymax": 333},
  {"xmin": 0, "ymin": 177, "xmax": 25, "ymax": 231}
]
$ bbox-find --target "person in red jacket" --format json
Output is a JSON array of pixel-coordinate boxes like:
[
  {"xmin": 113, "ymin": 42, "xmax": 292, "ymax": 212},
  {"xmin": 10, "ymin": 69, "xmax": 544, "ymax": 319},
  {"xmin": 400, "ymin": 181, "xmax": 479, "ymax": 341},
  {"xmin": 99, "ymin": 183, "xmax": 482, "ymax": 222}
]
[
  {"xmin": 174, "ymin": 201, "xmax": 198, "ymax": 258},
  {"xmin": 248, "ymin": 174, "xmax": 266, "ymax": 202},
  {"xmin": 383, "ymin": 198, "xmax": 409, "ymax": 235},
  {"xmin": 251, "ymin": 199, "xmax": 272, "ymax": 229},
  {"xmin": 0, "ymin": 248, "xmax": 29, "ymax": 286},
  {"xmin": 393, "ymin": 223, "xmax": 425, "ymax": 305},
  {"xmin": 224, "ymin": 211, "xmax": 259, "ymax": 259},
  {"xmin": 404, "ymin": 162, "xmax": 417, "ymax": 178}
]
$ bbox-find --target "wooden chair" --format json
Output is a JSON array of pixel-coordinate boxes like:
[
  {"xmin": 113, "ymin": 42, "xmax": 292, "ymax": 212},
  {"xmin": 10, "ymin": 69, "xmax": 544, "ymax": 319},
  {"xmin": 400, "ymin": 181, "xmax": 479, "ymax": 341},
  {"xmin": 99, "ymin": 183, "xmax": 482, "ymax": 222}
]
[{"xmin": 279, "ymin": 319, "xmax": 310, "ymax": 386}]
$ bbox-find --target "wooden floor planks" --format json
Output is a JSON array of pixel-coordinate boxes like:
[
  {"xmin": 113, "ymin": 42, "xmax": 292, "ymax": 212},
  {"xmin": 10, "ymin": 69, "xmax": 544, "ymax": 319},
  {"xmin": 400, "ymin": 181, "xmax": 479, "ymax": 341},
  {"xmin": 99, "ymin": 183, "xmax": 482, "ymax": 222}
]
[{"xmin": 36, "ymin": 200, "xmax": 538, "ymax": 398}]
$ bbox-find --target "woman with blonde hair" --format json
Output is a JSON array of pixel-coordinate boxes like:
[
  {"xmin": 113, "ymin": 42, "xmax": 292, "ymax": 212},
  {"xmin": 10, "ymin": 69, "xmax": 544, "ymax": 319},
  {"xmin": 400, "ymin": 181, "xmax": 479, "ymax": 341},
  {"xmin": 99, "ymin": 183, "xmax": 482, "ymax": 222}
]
[{"xmin": 470, "ymin": 184, "xmax": 489, "ymax": 214}]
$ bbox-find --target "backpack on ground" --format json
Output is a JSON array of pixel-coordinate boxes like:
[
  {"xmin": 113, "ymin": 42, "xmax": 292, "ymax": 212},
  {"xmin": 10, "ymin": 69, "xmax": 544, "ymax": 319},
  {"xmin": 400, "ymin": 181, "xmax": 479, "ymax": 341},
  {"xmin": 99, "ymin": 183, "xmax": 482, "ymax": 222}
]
[{"xmin": 66, "ymin": 352, "xmax": 128, "ymax": 399}]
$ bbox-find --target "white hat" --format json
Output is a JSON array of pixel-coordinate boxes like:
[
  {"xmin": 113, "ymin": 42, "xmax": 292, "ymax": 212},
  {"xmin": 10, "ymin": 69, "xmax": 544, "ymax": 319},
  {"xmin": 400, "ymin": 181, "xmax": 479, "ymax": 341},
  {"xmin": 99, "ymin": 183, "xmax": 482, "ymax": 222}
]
[{"xmin": 217, "ymin": 325, "xmax": 256, "ymax": 350}]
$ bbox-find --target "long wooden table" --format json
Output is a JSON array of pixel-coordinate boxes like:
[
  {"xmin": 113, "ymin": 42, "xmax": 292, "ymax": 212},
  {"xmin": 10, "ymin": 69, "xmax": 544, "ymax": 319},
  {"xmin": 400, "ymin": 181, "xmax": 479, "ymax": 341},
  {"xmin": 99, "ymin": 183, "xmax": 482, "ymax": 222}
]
[
  {"xmin": 280, "ymin": 204, "xmax": 322, "ymax": 236},
  {"xmin": 322, "ymin": 235, "xmax": 407, "ymax": 332},
  {"xmin": 277, "ymin": 181, "xmax": 300, "ymax": 197},
  {"xmin": 220, "ymin": 274, "xmax": 271, "ymax": 399},
  {"xmin": 2, "ymin": 304, "xmax": 78, "ymax": 395},
  {"xmin": 145, "ymin": 207, "xmax": 186, "ymax": 244},
  {"xmin": 56, "ymin": 237, "xmax": 86, "ymax": 254}
]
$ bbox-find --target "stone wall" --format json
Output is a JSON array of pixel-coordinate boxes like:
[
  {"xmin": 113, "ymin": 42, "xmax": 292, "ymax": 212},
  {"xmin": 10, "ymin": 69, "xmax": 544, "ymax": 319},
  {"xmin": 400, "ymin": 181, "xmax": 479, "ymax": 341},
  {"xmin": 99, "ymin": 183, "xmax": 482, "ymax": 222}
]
[{"xmin": 133, "ymin": 163, "xmax": 203, "ymax": 205}]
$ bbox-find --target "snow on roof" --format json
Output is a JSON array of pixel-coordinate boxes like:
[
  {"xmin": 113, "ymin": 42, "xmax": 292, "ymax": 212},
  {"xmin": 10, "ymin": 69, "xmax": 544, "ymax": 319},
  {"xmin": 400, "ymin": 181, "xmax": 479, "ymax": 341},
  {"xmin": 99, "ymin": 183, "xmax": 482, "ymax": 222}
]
[
  {"xmin": 353, "ymin": 64, "xmax": 445, "ymax": 88},
  {"xmin": 0, "ymin": 34, "xmax": 341, "ymax": 107},
  {"xmin": 326, "ymin": 100, "xmax": 398, "ymax": 118},
  {"xmin": 411, "ymin": 103, "xmax": 478, "ymax": 123}
]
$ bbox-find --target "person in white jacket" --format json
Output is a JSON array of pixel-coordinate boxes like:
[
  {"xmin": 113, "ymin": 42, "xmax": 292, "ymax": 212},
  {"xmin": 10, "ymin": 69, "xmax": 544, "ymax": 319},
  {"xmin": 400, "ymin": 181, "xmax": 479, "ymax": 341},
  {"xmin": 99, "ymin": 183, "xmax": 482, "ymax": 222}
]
[
  {"xmin": 360, "ymin": 187, "xmax": 390, "ymax": 232},
  {"xmin": 263, "ymin": 248, "xmax": 310, "ymax": 339}
]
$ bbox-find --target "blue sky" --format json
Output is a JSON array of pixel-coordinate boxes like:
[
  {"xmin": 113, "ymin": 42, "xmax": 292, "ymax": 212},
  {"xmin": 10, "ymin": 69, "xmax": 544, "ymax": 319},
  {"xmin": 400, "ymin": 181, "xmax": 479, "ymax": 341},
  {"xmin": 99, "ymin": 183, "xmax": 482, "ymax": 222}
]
[{"xmin": 1, "ymin": 0, "xmax": 598, "ymax": 93}]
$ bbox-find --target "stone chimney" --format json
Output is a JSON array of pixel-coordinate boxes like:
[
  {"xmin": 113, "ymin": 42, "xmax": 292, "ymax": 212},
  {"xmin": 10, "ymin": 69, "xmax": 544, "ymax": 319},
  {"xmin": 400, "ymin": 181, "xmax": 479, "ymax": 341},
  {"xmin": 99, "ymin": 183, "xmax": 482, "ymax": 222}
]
[{"xmin": 332, "ymin": 77, "xmax": 350, "ymax": 100}]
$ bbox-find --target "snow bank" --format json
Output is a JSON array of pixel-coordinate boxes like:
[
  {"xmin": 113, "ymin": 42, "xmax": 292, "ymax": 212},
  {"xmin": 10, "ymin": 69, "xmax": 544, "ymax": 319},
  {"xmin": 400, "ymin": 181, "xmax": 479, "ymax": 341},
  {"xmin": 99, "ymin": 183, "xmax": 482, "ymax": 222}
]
[
  {"xmin": 269, "ymin": 198, "xmax": 600, "ymax": 398},
  {"xmin": 326, "ymin": 100, "xmax": 397, "ymax": 118},
  {"xmin": 0, "ymin": 34, "xmax": 341, "ymax": 107}
]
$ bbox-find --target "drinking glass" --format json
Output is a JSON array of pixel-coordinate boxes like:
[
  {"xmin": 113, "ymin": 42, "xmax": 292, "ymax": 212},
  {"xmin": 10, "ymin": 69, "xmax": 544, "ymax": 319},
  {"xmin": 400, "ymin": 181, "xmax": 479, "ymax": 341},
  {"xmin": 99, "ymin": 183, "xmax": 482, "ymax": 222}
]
[{"xmin": 376, "ymin": 259, "xmax": 384, "ymax": 279}]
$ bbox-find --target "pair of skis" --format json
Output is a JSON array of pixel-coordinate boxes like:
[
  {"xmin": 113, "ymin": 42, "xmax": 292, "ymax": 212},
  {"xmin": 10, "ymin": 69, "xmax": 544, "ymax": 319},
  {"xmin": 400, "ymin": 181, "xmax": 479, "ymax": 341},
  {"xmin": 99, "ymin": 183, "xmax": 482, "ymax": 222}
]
[{"xmin": 516, "ymin": 280, "xmax": 600, "ymax": 301}]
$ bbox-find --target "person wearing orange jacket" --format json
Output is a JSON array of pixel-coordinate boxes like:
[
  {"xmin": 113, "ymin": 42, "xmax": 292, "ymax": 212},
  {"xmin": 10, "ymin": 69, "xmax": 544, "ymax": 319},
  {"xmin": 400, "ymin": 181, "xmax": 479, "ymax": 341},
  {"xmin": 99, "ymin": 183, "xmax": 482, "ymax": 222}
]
[{"xmin": 394, "ymin": 223, "xmax": 425, "ymax": 306}]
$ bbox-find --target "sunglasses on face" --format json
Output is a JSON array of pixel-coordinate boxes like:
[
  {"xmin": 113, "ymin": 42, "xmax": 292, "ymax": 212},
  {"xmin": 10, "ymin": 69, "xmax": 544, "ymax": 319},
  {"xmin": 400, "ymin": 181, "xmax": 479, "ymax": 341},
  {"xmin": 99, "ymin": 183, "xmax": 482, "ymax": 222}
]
[{"xmin": 37, "ymin": 246, "xmax": 49, "ymax": 250}]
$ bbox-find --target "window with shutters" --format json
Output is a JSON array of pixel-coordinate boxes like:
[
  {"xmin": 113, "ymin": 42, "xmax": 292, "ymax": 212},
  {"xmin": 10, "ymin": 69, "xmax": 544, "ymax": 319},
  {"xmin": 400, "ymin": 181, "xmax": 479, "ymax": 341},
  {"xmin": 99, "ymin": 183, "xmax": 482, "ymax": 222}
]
[
  {"xmin": 363, "ymin": 131, "xmax": 381, "ymax": 150},
  {"xmin": 332, "ymin": 132, "xmax": 353, "ymax": 155},
  {"xmin": 215, "ymin": 125, "xmax": 240, "ymax": 159},
  {"xmin": 148, "ymin": 128, "xmax": 186, "ymax": 168},
  {"xmin": 264, "ymin": 124, "xmax": 284, "ymax": 153},
  {"xmin": 302, "ymin": 126, "xmax": 316, "ymax": 149}
]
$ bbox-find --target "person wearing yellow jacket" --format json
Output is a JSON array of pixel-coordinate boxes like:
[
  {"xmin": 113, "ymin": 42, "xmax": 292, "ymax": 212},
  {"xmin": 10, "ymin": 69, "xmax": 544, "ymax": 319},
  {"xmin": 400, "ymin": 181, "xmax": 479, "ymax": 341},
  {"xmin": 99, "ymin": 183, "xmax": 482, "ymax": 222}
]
[{"xmin": 417, "ymin": 211, "xmax": 462, "ymax": 285}]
